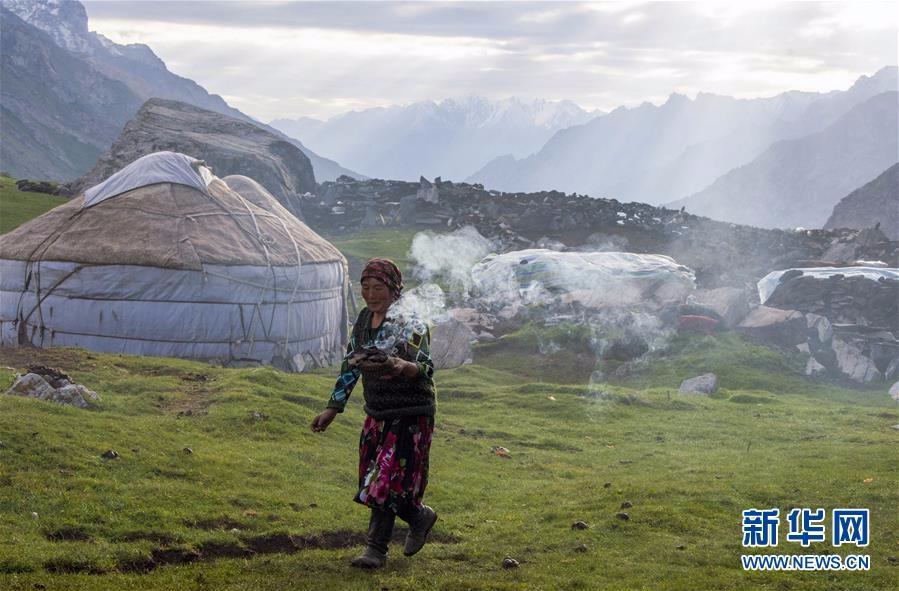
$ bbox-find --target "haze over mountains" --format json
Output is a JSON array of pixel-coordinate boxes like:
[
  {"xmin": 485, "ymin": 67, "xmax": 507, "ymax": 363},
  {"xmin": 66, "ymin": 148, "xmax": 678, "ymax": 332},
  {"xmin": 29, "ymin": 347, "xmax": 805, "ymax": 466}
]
[
  {"xmin": 468, "ymin": 67, "xmax": 897, "ymax": 208},
  {"xmin": 0, "ymin": 0, "xmax": 895, "ymax": 232},
  {"xmin": 0, "ymin": 0, "xmax": 356, "ymax": 181},
  {"xmin": 270, "ymin": 97, "xmax": 598, "ymax": 181}
]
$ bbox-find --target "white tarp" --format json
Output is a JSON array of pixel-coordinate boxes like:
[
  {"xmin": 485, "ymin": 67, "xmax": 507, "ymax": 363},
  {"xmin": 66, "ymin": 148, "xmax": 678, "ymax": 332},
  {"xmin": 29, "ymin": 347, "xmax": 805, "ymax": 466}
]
[
  {"xmin": 82, "ymin": 151, "xmax": 213, "ymax": 208},
  {"xmin": 470, "ymin": 249, "xmax": 695, "ymax": 309},
  {"xmin": 758, "ymin": 266, "xmax": 899, "ymax": 304}
]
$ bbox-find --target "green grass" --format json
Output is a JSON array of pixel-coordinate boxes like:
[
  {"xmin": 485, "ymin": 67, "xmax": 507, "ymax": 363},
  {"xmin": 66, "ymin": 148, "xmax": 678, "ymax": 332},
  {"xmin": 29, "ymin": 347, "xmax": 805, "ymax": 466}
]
[
  {"xmin": 0, "ymin": 174, "xmax": 68, "ymax": 234},
  {"xmin": 1, "ymin": 333, "xmax": 896, "ymax": 590}
]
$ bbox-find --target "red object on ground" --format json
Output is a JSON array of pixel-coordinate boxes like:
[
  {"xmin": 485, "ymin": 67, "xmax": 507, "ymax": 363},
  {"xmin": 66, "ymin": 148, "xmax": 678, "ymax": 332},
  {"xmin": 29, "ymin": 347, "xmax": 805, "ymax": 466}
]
[{"xmin": 677, "ymin": 314, "xmax": 721, "ymax": 335}]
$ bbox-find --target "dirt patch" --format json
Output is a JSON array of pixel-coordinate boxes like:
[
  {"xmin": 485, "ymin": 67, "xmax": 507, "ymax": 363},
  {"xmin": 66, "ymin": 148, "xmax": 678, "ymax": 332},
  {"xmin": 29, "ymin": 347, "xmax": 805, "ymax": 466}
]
[
  {"xmin": 115, "ymin": 554, "xmax": 157, "ymax": 574},
  {"xmin": 0, "ymin": 346, "xmax": 92, "ymax": 376},
  {"xmin": 184, "ymin": 516, "xmax": 248, "ymax": 531},
  {"xmin": 44, "ymin": 526, "xmax": 91, "ymax": 542},
  {"xmin": 82, "ymin": 526, "xmax": 460, "ymax": 574},
  {"xmin": 197, "ymin": 540, "xmax": 252, "ymax": 559},
  {"xmin": 241, "ymin": 531, "xmax": 300, "ymax": 554},
  {"xmin": 150, "ymin": 547, "xmax": 200, "ymax": 565},
  {"xmin": 161, "ymin": 385, "xmax": 214, "ymax": 416},
  {"xmin": 43, "ymin": 557, "xmax": 106, "ymax": 574},
  {"xmin": 113, "ymin": 531, "xmax": 179, "ymax": 545}
]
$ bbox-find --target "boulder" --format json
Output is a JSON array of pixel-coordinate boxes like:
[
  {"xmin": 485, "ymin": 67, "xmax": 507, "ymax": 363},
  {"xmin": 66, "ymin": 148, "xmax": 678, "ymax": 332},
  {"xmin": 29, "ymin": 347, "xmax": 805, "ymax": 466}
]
[
  {"xmin": 6, "ymin": 373, "xmax": 99, "ymax": 408},
  {"xmin": 678, "ymin": 373, "xmax": 718, "ymax": 395},
  {"xmin": 889, "ymin": 381, "xmax": 899, "ymax": 401},
  {"xmin": 831, "ymin": 338, "xmax": 882, "ymax": 383},
  {"xmin": 738, "ymin": 306, "xmax": 807, "ymax": 346},
  {"xmin": 430, "ymin": 317, "xmax": 474, "ymax": 369},
  {"xmin": 691, "ymin": 287, "xmax": 751, "ymax": 327}
]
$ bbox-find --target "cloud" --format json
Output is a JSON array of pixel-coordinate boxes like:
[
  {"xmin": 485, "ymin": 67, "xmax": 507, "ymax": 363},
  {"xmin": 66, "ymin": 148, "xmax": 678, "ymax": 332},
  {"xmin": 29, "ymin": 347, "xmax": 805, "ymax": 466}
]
[{"xmin": 82, "ymin": 1, "xmax": 896, "ymax": 121}]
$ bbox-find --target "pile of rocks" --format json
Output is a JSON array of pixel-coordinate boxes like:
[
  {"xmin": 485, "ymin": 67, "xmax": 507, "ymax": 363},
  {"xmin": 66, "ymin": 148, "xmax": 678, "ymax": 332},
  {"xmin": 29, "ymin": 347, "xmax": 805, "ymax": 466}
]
[
  {"xmin": 5, "ymin": 365, "xmax": 99, "ymax": 408},
  {"xmin": 304, "ymin": 176, "xmax": 899, "ymax": 289}
]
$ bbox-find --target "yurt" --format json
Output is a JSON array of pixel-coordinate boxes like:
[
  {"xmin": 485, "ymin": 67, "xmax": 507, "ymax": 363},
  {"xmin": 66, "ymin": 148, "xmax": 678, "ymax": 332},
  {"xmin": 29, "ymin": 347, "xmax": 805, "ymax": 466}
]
[{"xmin": 0, "ymin": 151, "xmax": 348, "ymax": 371}]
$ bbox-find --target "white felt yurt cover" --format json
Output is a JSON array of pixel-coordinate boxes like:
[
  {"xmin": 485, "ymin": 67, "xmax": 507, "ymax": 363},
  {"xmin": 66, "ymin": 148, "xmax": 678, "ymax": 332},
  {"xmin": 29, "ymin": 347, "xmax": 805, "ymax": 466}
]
[{"xmin": 0, "ymin": 152, "xmax": 348, "ymax": 371}]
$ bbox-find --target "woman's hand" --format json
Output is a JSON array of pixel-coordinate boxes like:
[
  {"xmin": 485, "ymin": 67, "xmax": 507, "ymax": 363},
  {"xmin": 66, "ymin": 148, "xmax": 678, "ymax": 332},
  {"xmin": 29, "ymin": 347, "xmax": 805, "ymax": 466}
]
[
  {"xmin": 361, "ymin": 356, "xmax": 417, "ymax": 380},
  {"xmin": 310, "ymin": 408, "xmax": 338, "ymax": 432}
]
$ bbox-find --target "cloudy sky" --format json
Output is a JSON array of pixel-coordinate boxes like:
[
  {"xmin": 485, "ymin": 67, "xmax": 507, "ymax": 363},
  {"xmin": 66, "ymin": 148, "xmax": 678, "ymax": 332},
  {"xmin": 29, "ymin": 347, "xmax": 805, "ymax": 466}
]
[{"xmin": 82, "ymin": 1, "xmax": 897, "ymax": 122}]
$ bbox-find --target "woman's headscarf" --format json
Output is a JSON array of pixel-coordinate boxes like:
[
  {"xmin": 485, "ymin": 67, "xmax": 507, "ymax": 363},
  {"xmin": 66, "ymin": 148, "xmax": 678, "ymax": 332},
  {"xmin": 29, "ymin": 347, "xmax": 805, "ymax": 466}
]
[{"xmin": 361, "ymin": 258, "xmax": 403, "ymax": 300}]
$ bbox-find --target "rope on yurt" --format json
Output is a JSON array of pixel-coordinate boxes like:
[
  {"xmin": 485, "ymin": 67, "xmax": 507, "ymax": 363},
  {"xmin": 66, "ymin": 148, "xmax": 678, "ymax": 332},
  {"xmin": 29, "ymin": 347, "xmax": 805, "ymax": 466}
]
[
  {"xmin": 272, "ymin": 214, "xmax": 304, "ymax": 359},
  {"xmin": 15, "ymin": 205, "xmax": 90, "ymax": 346},
  {"xmin": 196, "ymin": 181, "xmax": 281, "ymax": 359}
]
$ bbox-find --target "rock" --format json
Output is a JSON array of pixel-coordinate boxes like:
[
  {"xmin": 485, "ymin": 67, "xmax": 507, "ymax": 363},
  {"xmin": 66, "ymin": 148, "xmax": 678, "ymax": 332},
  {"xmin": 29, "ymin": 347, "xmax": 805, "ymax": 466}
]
[
  {"xmin": 571, "ymin": 521, "xmax": 589, "ymax": 530},
  {"xmin": 417, "ymin": 177, "xmax": 440, "ymax": 203},
  {"xmin": 889, "ymin": 381, "xmax": 899, "ymax": 401},
  {"xmin": 502, "ymin": 557, "xmax": 520, "ymax": 569},
  {"xmin": 832, "ymin": 337, "xmax": 882, "ymax": 383},
  {"xmin": 691, "ymin": 287, "xmax": 751, "ymax": 327},
  {"xmin": 805, "ymin": 356, "xmax": 827, "ymax": 377},
  {"xmin": 678, "ymin": 373, "xmax": 718, "ymax": 395},
  {"xmin": 101, "ymin": 449, "xmax": 119, "ymax": 459},
  {"xmin": 615, "ymin": 512, "xmax": 630, "ymax": 520},
  {"xmin": 5, "ymin": 373, "xmax": 99, "ymax": 408},
  {"xmin": 31, "ymin": 512, "xmax": 39, "ymax": 519},
  {"xmin": 430, "ymin": 317, "xmax": 474, "ymax": 369},
  {"xmin": 805, "ymin": 313, "xmax": 834, "ymax": 346},
  {"xmin": 891, "ymin": 424, "xmax": 899, "ymax": 430},
  {"xmin": 738, "ymin": 306, "xmax": 807, "ymax": 346},
  {"xmin": 66, "ymin": 99, "xmax": 315, "ymax": 219},
  {"xmin": 574, "ymin": 543, "xmax": 588, "ymax": 553},
  {"xmin": 885, "ymin": 359, "xmax": 899, "ymax": 381},
  {"xmin": 620, "ymin": 501, "xmax": 633, "ymax": 509},
  {"xmin": 763, "ymin": 268, "xmax": 899, "ymax": 334}
]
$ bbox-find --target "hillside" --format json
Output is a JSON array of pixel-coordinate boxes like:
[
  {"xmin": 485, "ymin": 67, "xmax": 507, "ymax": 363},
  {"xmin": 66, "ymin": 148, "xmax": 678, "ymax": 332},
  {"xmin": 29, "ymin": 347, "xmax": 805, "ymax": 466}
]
[
  {"xmin": 825, "ymin": 164, "xmax": 899, "ymax": 239},
  {"xmin": 0, "ymin": 0, "xmax": 359, "ymax": 182},
  {"xmin": 0, "ymin": 333, "xmax": 896, "ymax": 590}
]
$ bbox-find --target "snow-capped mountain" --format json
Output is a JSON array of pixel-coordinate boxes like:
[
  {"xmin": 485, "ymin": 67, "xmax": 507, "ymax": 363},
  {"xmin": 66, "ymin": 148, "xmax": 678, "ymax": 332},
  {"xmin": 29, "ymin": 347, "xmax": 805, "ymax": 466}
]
[{"xmin": 270, "ymin": 96, "xmax": 599, "ymax": 181}]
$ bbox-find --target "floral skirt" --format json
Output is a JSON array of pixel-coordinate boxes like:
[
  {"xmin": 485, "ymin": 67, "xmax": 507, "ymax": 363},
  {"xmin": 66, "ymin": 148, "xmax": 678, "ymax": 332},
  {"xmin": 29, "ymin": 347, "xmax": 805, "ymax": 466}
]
[{"xmin": 354, "ymin": 414, "xmax": 434, "ymax": 514}]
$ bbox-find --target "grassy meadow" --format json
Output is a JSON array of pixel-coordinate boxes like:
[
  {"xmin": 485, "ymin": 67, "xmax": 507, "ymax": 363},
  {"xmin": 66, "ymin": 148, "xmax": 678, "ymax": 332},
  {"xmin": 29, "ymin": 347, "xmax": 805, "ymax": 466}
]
[
  {"xmin": 0, "ymin": 332, "xmax": 896, "ymax": 590},
  {"xmin": 0, "ymin": 174, "xmax": 67, "ymax": 234}
]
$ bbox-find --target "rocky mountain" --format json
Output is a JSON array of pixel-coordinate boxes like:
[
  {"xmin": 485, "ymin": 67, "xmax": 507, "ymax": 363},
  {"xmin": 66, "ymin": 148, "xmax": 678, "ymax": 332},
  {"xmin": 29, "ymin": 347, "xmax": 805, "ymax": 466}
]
[
  {"xmin": 0, "ymin": 0, "xmax": 358, "ymax": 182},
  {"xmin": 270, "ymin": 96, "xmax": 597, "ymax": 181},
  {"xmin": 0, "ymin": 7, "xmax": 141, "ymax": 180},
  {"xmin": 468, "ymin": 67, "xmax": 898, "ymax": 208},
  {"xmin": 67, "ymin": 98, "xmax": 315, "ymax": 218},
  {"xmin": 824, "ymin": 163, "xmax": 899, "ymax": 239},
  {"xmin": 668, "ymin": 92, "xmax": 898, "ymax": 229}
]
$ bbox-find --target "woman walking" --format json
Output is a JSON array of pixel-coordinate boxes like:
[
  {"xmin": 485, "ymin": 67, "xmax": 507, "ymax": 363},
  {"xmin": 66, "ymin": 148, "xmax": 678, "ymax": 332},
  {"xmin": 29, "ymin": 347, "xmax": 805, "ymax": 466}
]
[{"xmin": 310, "ymin": 258, "xmax": 437, "ymax": 569}]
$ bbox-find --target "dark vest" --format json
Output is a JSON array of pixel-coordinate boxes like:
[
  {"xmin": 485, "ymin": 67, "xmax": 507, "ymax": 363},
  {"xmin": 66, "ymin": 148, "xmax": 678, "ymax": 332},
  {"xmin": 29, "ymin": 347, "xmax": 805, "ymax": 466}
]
[{"xmin": 353, "ymin": 308, "xmax": 436, "ymax": 419}]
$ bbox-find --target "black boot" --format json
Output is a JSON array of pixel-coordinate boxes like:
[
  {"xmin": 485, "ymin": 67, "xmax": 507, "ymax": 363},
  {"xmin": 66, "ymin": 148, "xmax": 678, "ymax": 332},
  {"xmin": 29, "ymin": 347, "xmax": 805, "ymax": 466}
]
[
  {"xmin": 351, "ymin": 508, "xmax": 395, "ymax": 569},
  {"xmin": 399, "ymin": 505, "xmax": 438, "ymax": 557}
]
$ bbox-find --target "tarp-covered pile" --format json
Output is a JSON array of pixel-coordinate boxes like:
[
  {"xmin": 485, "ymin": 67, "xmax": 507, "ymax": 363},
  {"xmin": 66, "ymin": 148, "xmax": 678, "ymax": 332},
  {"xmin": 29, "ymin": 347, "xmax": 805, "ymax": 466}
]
[
  {"xmin": 470, "ymin": 249, "xmax": 695, "ymax": 312},
  {"xmin": 0, "ymin": 151, "xmax": 348, "ymax": 371}
]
